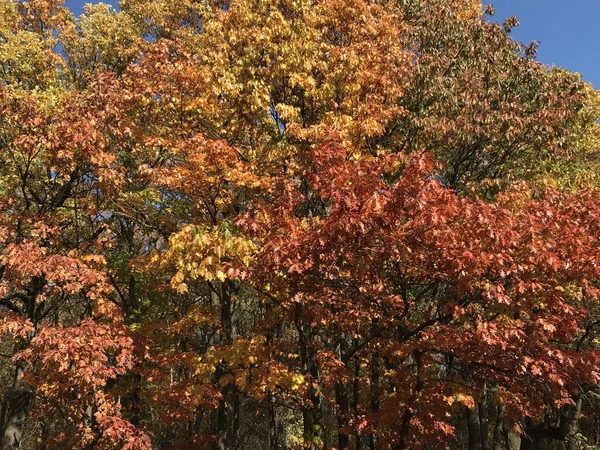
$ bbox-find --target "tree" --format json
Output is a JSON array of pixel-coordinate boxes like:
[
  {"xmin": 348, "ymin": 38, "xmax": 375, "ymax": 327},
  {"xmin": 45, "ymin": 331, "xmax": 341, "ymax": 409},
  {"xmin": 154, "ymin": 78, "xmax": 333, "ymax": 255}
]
[{"xmin": 1, "ymin": 0, "xmax": 599, "ymax": 449}]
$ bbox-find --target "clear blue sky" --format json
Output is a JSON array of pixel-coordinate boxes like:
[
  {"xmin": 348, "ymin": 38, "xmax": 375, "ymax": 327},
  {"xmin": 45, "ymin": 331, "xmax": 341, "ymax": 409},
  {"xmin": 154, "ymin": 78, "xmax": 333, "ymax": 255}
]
[
  {"xmin": 489, "ymin": 0, "xmax": 600, "ymax": 87},
  {"xmin": 64, "ymin": 0, "xmax": 600, "ymax": 88}
]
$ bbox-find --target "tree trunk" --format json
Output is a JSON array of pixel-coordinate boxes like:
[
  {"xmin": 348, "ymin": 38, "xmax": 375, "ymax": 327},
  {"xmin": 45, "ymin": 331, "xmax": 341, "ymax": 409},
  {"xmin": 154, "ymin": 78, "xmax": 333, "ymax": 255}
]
[
  {"xmin": 335, "ymin": 338, "xmax": 350, "ymax": 450},
  {"xmin": 468, "ymin": 404, "xmax": 482, "ymax": 450},
  {"xmin": 480, "ymin": 385, "xmax": 489, "ymax": 450},
  {"xmin": 1, "ymin": 277, "xmax": 43, "ymax": 450},
  {"xmin": 492, "ymin": 405, "xmax": 504, "ymax": 450},
  {"xmin": 2, "ymin": 361, "xmax": 32, "ymax": 450},
  {"xmin": 354, "ymin": 356, "xmax": 363, "ymax": 450},
  {"xmin": 336, "ymin": 380, "xmax": 350, "ymax": 450},
  {"xmin": 268, "ymin": 393, "xmax": 278, "ymax": 450},
  {"xmin": 297, "ymin": 305, "xmax": 322, "ymax": 449},
  {"xmin": 394, "ymin": 351, "xmax": 423, "ymax": 450},
  {"xmin": 369, "ymin": 320, "xmax": 380, "ymax": 450},
  {"xmin": 519, "ymin": 434, "xmax": 535, "ymax": 450},
  {"xmin": 214, "ymin": 280, "xmax": 238, "ymax": 450},
  {"xmin": 565, "ymin": 398, "xmax": 583, "ymax": 450},
  {"xmin": 506, "ymin": 428, "xmax": 521, "ymax": 450}
]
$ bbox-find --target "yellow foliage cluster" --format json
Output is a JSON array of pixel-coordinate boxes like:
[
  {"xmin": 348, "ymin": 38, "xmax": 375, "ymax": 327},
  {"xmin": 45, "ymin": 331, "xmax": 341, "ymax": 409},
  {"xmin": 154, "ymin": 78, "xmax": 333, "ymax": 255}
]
[{"xmin": 156, "ymin": 225, "xmax": 258, "ymax": 292}]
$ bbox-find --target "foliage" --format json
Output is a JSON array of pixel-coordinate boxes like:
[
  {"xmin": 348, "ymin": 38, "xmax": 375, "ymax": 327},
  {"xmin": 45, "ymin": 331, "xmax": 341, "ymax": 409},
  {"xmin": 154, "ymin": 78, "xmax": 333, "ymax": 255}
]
[{"xmin": 1, "ymin": 0, "xmax": 600, "ymax": 449}]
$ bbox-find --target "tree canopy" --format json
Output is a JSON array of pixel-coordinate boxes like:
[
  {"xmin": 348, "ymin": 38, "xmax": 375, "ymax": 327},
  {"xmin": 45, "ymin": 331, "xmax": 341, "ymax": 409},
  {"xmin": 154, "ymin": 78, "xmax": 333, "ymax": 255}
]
[{"xmin": 1, "ymin": 0, "xmax": 600, "ymax": 449}]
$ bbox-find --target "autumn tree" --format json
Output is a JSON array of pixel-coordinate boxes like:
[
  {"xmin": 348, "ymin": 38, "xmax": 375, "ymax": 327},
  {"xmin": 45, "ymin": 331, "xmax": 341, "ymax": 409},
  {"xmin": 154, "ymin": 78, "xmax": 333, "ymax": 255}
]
[{"xmin": 1, "ymin": 0, "xmax": 600, "ymax": 449}]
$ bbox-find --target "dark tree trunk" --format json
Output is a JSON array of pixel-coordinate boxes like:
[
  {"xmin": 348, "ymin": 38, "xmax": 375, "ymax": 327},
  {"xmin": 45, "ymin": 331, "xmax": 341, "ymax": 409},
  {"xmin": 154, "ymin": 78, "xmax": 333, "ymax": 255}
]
[
  {"xmin": 335, "ymin": 338, "xmax": 350, "ymax": 450},
  {"xmin": 480, "ymin": 385, "xmax": 490, "ymax": 450},
  {"xmin": 468, "ymin": 404, "xmax": 482, "ymax": 450},
  {"xmin": 213, "ymin": 280, "xmax": 239, "ymax": 450},
  {"xmin": 492, "ymin": 405, "xmax": 504, "ymax": 450},
  {"xmin": 369, "ymin": 320, "xmax": 380, "ymax": 450},
  {"xmin": 393, "ymin": 351, "xmax": 423, "ymax": 450},
  {"xmin": 354, "ymin": 356, "xmax": 363, "ymax": 450},
  {"xmin": 265, "ymin": 314, "xmax": 279, "ymax": 450},
  {"xmin": 297, "ymin": 304, "xmax": 322, "ymax": 448},
  {"xmin": 519, "ymin": 434, "xmax": 536, "ymax": 450},
  {"xmin": 268, "ymin": 393, "xmax": 278, "ymax": 450},
  {"xmin": 336, "ymin": 381, "xmax": 350, "ymax": 449}
]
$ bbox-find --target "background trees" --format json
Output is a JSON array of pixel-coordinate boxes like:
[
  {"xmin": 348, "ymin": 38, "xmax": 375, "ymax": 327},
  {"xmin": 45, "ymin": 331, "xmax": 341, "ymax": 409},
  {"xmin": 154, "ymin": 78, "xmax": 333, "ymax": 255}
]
[{"xmin": 1, "ymin": 0, "xmax": 600, "ymax": 449}]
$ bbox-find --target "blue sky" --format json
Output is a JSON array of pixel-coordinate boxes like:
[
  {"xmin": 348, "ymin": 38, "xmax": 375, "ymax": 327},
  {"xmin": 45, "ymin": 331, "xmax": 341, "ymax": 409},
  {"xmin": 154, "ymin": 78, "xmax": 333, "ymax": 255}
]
[
  {"xmin": 491, "ymin": 0, "xmax": 600, "ymax": 87},
  {"xmin": 65, "ymin": 0, "xmax": 117, "ymax": 16},
  {"xmin": 64, "ymin": 0, "xmax": 600, "ymax": 88}
]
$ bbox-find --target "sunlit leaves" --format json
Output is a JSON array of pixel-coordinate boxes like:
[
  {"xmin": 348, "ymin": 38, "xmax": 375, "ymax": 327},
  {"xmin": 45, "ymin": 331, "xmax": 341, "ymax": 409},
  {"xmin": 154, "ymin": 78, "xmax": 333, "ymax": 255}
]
[
  {"xmin": 157, "ymin": 224, "xmax": 257, "ymax": 291},
  {"xmin": 1, "ymin": 0, "xmax": 600, "ymax": 448}
]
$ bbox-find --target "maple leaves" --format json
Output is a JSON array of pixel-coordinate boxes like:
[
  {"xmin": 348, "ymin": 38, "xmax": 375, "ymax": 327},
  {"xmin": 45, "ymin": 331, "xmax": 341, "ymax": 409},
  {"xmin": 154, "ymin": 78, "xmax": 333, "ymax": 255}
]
[
  {"xmin": 0, "ymin": 213, "xmax": 148, "ymax": 446},
  {"xmin": 248, "ymin": 143, "xmax": 600, "ymax": 447},
  {"xmin": 17, "ymin": 320, "xmax": 151, "ymax": 448}
]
